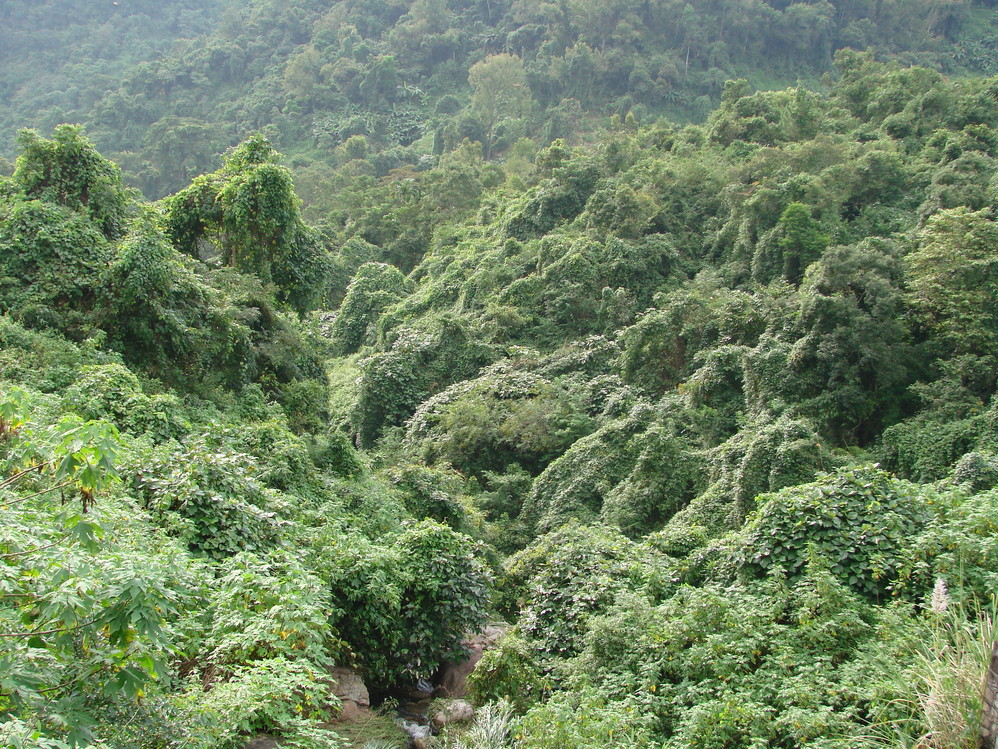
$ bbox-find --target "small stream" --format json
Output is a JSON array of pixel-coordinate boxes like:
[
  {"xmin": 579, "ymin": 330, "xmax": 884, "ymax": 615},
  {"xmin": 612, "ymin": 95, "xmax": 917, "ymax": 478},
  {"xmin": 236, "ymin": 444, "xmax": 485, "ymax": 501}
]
[{"xmin": 390, "ymin": 677, "xmax": 436, "ymax": 748}]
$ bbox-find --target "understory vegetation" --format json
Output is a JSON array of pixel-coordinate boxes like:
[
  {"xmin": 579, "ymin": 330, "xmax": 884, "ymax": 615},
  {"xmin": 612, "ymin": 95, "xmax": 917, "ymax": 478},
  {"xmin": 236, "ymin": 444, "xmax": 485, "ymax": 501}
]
[{"xmin": 5, "ymin": 2, "xmax": 998, "ymax": 747}]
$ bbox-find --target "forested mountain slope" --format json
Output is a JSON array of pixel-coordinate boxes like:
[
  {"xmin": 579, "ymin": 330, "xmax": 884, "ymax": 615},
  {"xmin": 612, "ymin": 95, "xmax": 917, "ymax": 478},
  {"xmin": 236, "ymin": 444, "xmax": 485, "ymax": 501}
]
[
  {"xmin": 3, "ymin": 0, "xmax": 998, "ymax": 202},
  {"xmin": 5, "ymin": 2, "xmax": 998, "ymax": 748}
]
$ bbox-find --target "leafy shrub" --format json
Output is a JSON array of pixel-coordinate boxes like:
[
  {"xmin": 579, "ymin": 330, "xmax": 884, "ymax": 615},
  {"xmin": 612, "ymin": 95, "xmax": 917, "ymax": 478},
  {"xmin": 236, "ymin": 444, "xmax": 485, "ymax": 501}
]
[
  {"xmin": 131, "ymin": 439, "xmax": 287, "ymax": 559},
  {"xmin": 580, "ymin": 179, "xmax": 657, "ymax": 238},
  {"xmin": 644, "ymin": 522, "xmax": 709, "ymax": 559},
  {"xmin": 222, "ymin": 417, "xmax": 317, "ymax": 492},
  {"xmin": 171, "ymin": 659, "xmax": 342, "ymax": 748},
  {"xmin": 952, "ymin": 450, "xmax": 998, "ymax": 492},
  {"xmin": 504, "ymin": 523, "xmax": 659, "ymax": 655},
  {"xmin": 384, "ymin": 462, "xmax": 472, "ymax": 529},
  {"xmin": 600, "ymin": 424, "xmax": 700, "ymax": 537},
  {"xmin": 880, "ymin": 398, "xmax": 986, "ymax": 482},
  {"xmin": 502, "ymin": 178, "xmax": 590, "ymax": 241},
  {"xmin": 352, "ymin": 344, "xmax": 427, "ymax": 448},
  {"xmin": 62, "ymin": 363, "xmax": 143, "ymax": 422},
  {"xmin": 352, "ymin": 320, "xmax": 494, "ymax": 447},
  {"xmin": 738, "ymin": 465, "xmax": 930, "ymax": 598},
  {"xmin": 311, "ymin": 526, "xmax": 406, "ymax": 671},
  {"xmin": 204, "ymin": 551, "xmax": 340, "ymax": 670},
  {"xmin": 466, "ymin": 634, "xmax": 546, "ymax": 712},
  {"xmin": 329, "ymin": 262, "xmax": 410, "ymax": 355},
  {"xmin": 163, "ymin": 134, "xmax": 329, "ymax": 315},
  {"xmin": 310, "ymin": 519, "xmax": 491, "ymax": 685},
  {"xmin": 620, "ymin": 278, "xmax": 765, "ymax": 396},
  {"xmin": 788, "ymin": 238, "xmax": 913, "ymax": 443},
  {"xmin": 0, "ymin": 317, "xmax": 107, "ymax": 393},
  {"xmin": 404, "ymin": 365, "xmax": 592, "ymax": 478},
  {"xmin": 898, "ymin": 487, "xmax": 998, "ymax": 604},
  {"xmin": 515, "ymin": 688, "xmax": 653, "ymax": 749},
  {"xmin": 521, "ymin": 404, "xmax": 656, "ymax": 533},
  {"xmin": 480, "ymin": 464, "xmax": 533, "ymax": 511},
  {"xmin": 13, "ymin": 125, "xmax": 128, "ymax": 240},
  {"xmin": 570, "ymin": 569, "xmax": 911, "ymax": 749},
  {"xmin": 97, "ymin": 211, "xmax": 221, "ymax": 385},
  {"xmin": 702, "ymin": 412, "xmax": 832, "ymax": 526},
  {"xmin": 121, "ymin": 393, "xmax": 191, "ymax": 443},
  {"xmin": 309, "ymin": 429, "xmax": 364, "ymax": 478},
  {"xmin": 61, "ymin": 364, "xmax": 190, "ymax": 442},
  {"xmin": 392, "ymin": 520, "xmax": 493, "ymax": 681}
]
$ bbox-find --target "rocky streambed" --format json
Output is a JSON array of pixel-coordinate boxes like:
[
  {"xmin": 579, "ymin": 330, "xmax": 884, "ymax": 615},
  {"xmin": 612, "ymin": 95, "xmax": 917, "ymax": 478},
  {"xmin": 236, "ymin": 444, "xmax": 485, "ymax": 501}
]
[{"xmin": 244, "ymin": 625, "xmax": 506, "ymax": 749}]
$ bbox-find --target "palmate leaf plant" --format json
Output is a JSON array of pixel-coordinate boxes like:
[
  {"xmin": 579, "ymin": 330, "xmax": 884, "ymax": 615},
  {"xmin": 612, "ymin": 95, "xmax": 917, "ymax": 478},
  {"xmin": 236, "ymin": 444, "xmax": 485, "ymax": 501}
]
[
  {"xmin": 0, "ymin": 719, "xmax": 73, "ymax": 749},
  {"xmin": 202, "ymin": 550, "xmax": 342, "ymax": 673},
  {"xmin": 0, "ymin": 386, "xmax": 190, "ymax": 745},
  {"xmin": 164, "ymin": 658, "xmax": 344, "ymax": 749},
  {"xmin": 103, "ymin": 657, "xmax": 346, "ymax": 749}
]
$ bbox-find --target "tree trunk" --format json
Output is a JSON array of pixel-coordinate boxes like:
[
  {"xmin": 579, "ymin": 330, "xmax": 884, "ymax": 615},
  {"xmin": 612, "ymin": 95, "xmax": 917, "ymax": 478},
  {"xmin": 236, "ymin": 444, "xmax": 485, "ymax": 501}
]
[{"xmin": 980, "ymin": 640, "xmax": 998, "ymax": 749}]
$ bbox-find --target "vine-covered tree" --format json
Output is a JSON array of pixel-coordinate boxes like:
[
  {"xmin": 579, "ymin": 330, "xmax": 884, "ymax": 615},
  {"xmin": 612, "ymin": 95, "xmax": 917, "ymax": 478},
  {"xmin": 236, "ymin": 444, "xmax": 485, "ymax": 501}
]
[
  {"xmin": 12, "ymin": 125, "xmax": 129, "ymax": 240},
  {"xmin": 163, "ymin": 134, "xmax": 329, "ymax": 315}
]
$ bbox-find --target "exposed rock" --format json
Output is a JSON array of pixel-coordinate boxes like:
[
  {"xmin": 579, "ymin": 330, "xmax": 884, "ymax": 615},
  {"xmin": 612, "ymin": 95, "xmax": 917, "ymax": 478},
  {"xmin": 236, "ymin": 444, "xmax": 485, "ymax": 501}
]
[
  {"xmin": 329, "ymin": 666, "xmax": 372, "ymax": 723},
  {"xmin": 405, "ymin": 677, "xmax": 435, "ymax": 701},
  {"xmin": 431, "ymin": 698, "xmax": 475, "ymax": 728},
  {"xmin": 329, "ymin": 666, "xmax": 370, "ymax": 707},
  {"xmin": 406, "ymin": 722, "xmax": 434, "ymax": 749},
  {"xmin": 336, "ymin": 699, "xmax": 372, "ymax": 723},
  {"xmin": 244, "ymin": 736, "xmax": 281, "ymax": 749},
  {"xmin": 435, "ymin": 623, "xmax": 507, "ymax": 698}
]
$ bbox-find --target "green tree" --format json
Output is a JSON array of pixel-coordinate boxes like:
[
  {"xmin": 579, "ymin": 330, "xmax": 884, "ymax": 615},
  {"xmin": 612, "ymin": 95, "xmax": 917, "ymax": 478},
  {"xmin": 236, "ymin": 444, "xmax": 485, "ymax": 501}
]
[
  {"xmin": 283, "ymin": 45, "xmax": 324, "ymax": 100},
  {"xmin": 141, "ymin": 116, "xmax": 225, "ymax": 198},
  {"xmin": 468, "ymin": 54, "xmax": 531, "ymax": 160},
  {"xmin": 0, "ymin": 196, "xmax": 111, "ymax": 336},
  {"xmin": 163, "ymin": 134, "xmax": 329, "ymax": 315},
  {"xmin": 12, "ymin": 125, "xmax": 129, "ymax": 240},
  {"xmin": 907, "ymin": 207, "xmax": 998, "ymax": 358},
  {"xmin": 98, "ymin": 210, "xmax": 216, "ymax": 382},
  {"xmin": 790, "ymin": 239, "xmax": 914, "ymax": 443},
  {"xmin": 753, "ymin": 202, "xmax": 828, "ymax": 285}
]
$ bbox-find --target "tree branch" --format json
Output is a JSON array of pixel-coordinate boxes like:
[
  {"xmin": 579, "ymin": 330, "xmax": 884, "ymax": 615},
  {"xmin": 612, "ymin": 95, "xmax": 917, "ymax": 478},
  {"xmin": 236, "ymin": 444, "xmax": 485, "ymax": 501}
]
[
  {"xmin": 0, "ymin": 479, "xmax": 75, "ymax": 507},
  {"xmin": 1, "ymin": 539, "xmax": 64, "ymax": 559},
  {"xmin": 0, "ymin": 615, "xmax": 99, "ymax": 639},
  {"xmin": 0, "ymin": 461, "xmax": 51, "ymax": 489}
]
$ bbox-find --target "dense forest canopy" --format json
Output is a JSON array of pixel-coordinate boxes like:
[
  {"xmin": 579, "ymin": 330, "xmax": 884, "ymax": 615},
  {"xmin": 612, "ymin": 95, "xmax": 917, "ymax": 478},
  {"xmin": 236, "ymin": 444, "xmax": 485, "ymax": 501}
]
[
  {"xmin": 5, "ymin": 1, "xmax": 998, "ymax": 748},
  {"xmin": 3, "ymin": 0, "xmax": 998, "ymax": 201}
]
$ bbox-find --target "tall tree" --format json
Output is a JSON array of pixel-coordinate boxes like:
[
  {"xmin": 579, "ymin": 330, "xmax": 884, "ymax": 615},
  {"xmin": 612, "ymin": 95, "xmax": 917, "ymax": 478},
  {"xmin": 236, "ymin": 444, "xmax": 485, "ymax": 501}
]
[
  {"xmin": 468, "ymin": 53, "xmax": 531, "ymax": 160},
  {"xmin": 163, "ymin": 134, "xmax": 328, "ymax": 315},
  {"xmin": 907, "ymin": 207, "xmax": 998, "ymax": 358},
  {"xmin": 12, "ymin": 125, "xmax": 129, "ymax": 240}
]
